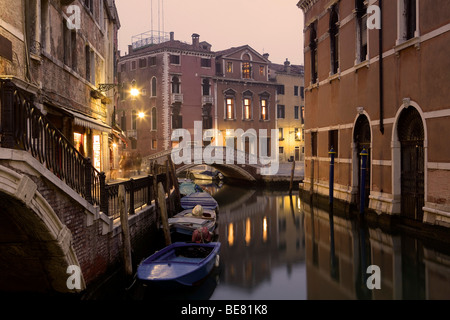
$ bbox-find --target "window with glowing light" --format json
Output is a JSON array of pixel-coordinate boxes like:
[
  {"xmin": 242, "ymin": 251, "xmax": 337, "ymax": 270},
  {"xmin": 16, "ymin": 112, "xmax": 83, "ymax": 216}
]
[
  {"xmin": 226, "ymin": 98, "xmax": 235, "ymax": 120},
  {"xmin": 243, "ymin": 98, "xmax": 252, "ymax": 120},
  {"xmin": 226, "ymin": 62, "xmax": 233, "ymax": 73},
  {"xmin": 93, "ymin": 135, "xmax": 101, "ymax": 172},
  {"xmin": 260, "ymin": 99, "xmax": 269, "ymax": 120}
]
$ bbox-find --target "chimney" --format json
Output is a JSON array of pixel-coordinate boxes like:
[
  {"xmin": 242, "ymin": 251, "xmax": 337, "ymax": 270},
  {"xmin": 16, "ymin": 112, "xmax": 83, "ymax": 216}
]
[
  {"xmin": 263, "ymin": 53, "xmax": 270, "ymax": 60},
  {"xmin": 192, "ymin": 33, "xmax": 200, "ymax": 47},
  {"xmin": 128, "ymin": 45, "xmax": 133, "ymax": 54},
  {"xmin": 284, "ymin": 58, "xmax": 291, "ymax": 73},
  {"xmin": 170, "ymin": 32, "xmax": 174, "ymax": 41}
]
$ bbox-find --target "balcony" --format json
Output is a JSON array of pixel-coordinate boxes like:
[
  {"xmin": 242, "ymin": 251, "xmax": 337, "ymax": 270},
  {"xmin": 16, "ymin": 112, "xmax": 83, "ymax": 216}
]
[
  {"xmin": 171, "ymin": 93, "xmax": 183, "ymax": 104},
  {"xmin": 202, "ymin": 95, "xmax": 214, "ymax": 105},
  {"xmin": 127, "ymin": 129, "xmax": 137, "ymax": 139}
]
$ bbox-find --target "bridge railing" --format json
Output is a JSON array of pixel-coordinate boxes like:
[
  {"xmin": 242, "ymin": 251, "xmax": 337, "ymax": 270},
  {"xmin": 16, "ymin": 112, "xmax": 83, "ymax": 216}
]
[
  {"xmin": 102, "ymin": 172, "xmax": 172, "ymax": 220},
  {"xmin": 0, "ymin": 79, "xmax": 104, "ymax": 206},
  {"xmin": 0, "ymin": 79, "xmax": 175, "ymax": 219}
]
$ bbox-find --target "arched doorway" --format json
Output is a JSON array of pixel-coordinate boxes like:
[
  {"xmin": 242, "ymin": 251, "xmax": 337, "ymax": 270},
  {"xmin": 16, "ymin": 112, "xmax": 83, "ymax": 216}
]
[
  {"xmin": 354, "ymin": 115, "xmax": 371, "ymax": 210},
  {"xmin": 397, "ymin": 107, "xmax": 425, "ymax": 221}
]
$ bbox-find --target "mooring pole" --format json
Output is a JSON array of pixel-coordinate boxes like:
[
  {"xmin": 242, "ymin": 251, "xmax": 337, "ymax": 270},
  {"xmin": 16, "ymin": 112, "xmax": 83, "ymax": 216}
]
[
  {"xmin": 329, "ymin": 148, "xmax": 336, "ymax": 206},
  {"xmin": 360, "ymin": 148, "xmax": 368, "ymax": 215},
  {"xmin": 119, "ymin": 184, "xmax": 133, "ymax": 277}
]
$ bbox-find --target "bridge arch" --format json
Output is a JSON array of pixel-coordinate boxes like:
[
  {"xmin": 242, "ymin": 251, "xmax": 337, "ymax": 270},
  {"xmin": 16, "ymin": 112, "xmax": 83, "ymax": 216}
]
[
  {"xmin": 0, "ymin": 164, "xmax": 84, "ymax": 293},
  {"xmin": 176, "ymin": 163, "xmax": 258, "ymax": 182}
]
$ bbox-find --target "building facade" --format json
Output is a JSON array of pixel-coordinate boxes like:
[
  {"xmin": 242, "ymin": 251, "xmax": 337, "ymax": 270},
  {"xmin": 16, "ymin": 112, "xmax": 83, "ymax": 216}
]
[
  {"xmin": 117, "ymin": 32, "xmax": 216, "ymax": 165},
  {"xmin": 118, "ymin": 34, "xmax": 278, "ymax": 170},
  {"xmin": 0, "ymin": 0, "xmax": 120, "ymax": 178},
  {"xmin": 297, "ymin": 0, "xmax": 450, "ymax": 227},
  {"xmin": 269, "ymin": 59, "xmax": 305, "ymax": 163},
  {"xmin": 214, "ymin": 45, "xmax": 277, "ymax": 156}
]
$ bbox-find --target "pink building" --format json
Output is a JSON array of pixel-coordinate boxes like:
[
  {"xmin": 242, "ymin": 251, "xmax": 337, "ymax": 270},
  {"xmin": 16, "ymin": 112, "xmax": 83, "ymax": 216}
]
[{"xmin": 118, "ymin": 33, "xmax": 278, "ymax": 170}]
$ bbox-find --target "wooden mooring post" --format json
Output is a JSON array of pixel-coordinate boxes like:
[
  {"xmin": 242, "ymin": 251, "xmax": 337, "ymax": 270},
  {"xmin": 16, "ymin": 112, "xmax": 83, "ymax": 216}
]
[
  {"xmin": 158, "ymin": 182, "xmax": 172, "ymax": 246},
  {"xmin": 119, "ymin": 184, "xmax": 133, "ymax": 277}
]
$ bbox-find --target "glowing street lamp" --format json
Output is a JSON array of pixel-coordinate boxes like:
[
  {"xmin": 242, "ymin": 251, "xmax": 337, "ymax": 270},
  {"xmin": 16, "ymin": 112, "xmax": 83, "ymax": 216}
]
[
  {"xmin": 130, "ymin": 88, "xmax": 140, "ymax": 97},
  {"xmin": 138, "ymin": 112, "xmax": 145, "ymax": 119}
]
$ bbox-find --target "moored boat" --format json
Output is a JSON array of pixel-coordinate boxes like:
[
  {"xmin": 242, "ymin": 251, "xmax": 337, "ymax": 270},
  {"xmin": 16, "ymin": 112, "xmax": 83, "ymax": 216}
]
[
  {"xmin": 136, "ymin": 242, "xmax": 221, "ymax": 288},
  {"xmin": 168, "ymin": 206, "xmax": 217, "ymax": 238},
  {"xmin": 180, "ymin": 192, "xmax": 219, "ymax": 211}
]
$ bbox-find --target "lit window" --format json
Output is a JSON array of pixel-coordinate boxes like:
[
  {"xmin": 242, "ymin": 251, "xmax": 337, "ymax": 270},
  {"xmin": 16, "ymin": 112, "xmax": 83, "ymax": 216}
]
[
  {"xmin": 261, "ymin": 99, "xmax": 268, "ymax": 120},
  {"xmin": 226, "ymin": 62, "xmax": 233, "ymax": 73},
  {"xmin": 244, "ymin": 98, "xmax": 252, "ymax": 120},
  {"xmin": 226, "ymin": 98, "xmax": 234, "ymax": 120},
  {"xmin": 242, "ymin": 62, "xmax": 251, "ymax": 79},
  {"xmin": 279, "ymin": 128, "xmax": 284, "ymax": 141}
]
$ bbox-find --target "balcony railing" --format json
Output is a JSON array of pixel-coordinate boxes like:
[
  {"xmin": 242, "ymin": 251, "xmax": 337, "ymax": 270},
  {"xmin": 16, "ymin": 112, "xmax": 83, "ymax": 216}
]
[
  {"xmin": 127, "ymin": 129, "xmax": 137, "ymax": 139},
  {"xmin": 171, "ymin": 93, "xmax": 183, "ymax": 104},
  {"xmin": 0, "ymin": 79, "xmax": 175, "ymax": 219},
  {"xmin": 202, "ymin": 95, "xmax": 214, "ymax": 105}
]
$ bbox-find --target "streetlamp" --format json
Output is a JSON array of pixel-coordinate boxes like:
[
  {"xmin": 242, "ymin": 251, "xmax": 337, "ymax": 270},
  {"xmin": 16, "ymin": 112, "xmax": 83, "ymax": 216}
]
[{"xmin": 130, "ymin": 87, "xmax": 140, "ymax": 98}]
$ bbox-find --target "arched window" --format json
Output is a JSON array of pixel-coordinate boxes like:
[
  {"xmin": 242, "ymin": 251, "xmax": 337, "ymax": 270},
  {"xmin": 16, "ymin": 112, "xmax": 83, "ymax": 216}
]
[
  {"xmin": 202, "ymin": 79, "xmax": 210, "ymax": 96},
  {"xmin": 172, "ymin": 76, "xmax": 180, "ymax": 94},
  {"xmin": 242, "ymin": 53, "xmax": 252, "ymax": 79},
  {"xmin": 151, "ymin": 107, "xmax": 157, "ymax": 130},
  {"xmin": 151, "ymin": 77, "xmax": 157, "ymax": 97}
]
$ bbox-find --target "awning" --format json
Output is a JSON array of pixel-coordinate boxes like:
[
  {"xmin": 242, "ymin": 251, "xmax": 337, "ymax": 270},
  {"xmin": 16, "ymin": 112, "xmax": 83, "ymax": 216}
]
[
  {"xmin": 112, "ymin": 127, "xmax": 128, "ymax": 145},
  {"xmin": 63, "ymin": 108, "xmax": 112, "ymax": 133}
]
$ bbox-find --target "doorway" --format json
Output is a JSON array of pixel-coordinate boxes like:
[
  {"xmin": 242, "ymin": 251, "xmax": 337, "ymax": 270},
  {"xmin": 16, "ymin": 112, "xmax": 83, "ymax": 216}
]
[
  {"xmin": 398, "ymin": 107, "xmax": 425, "ymax": 221},
  {"xmin": 354, "ymin": 115, "xmax": 371, "ymax": 210}
]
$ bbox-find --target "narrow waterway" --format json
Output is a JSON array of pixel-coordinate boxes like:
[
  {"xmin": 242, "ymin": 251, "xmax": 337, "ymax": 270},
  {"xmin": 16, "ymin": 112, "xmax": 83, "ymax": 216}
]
[{"xmin": 125, "ymin": 181, "xmax": 450, "ymax": 300}]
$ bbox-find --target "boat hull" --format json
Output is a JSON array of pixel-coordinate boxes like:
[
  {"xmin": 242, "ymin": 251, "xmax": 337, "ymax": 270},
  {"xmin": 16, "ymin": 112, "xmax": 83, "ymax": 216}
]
[{"xmin": 137, "ymin": 242, "xmax": 221, "ymax": 288}]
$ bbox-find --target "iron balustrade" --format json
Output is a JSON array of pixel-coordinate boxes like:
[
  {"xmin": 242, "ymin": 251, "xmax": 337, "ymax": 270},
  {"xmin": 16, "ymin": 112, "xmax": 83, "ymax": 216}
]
[
  {"xmin": 0, "ymin": 79, "xmax": 175, "ymax": 219},
  {"xmin": 102, "ymin": 173, "xmax": 173, "ymax": 220}
]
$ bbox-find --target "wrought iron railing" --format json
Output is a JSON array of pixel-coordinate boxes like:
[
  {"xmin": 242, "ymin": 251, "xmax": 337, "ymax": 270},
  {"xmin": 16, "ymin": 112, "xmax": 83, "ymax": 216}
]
[{"xmin": 0, "ymin": 79, "xmax": 175, "ymax": 218}]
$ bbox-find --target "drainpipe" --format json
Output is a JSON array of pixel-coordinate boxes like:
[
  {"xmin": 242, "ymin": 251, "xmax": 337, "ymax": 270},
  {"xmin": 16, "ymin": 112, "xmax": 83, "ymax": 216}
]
[{"xmin": 379, "ymin": 0, "xmax": 384, "ymax": 135}]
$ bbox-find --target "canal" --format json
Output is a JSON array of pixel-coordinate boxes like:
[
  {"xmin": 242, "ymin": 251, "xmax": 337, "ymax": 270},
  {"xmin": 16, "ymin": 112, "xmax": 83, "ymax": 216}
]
[{"xmin": 120, "ymin": 180, "xmax": 450, "ymax": 301}]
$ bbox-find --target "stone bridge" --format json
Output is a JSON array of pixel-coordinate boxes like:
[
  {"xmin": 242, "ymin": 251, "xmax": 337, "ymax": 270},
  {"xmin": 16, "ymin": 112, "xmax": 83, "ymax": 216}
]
[
  {"xmin": 0, "ymin": 79, "xmax": 176, "ymax": 295},
  {"xmin": 144, "ymin": 146, "xmax": 279, "ymax": 182}
]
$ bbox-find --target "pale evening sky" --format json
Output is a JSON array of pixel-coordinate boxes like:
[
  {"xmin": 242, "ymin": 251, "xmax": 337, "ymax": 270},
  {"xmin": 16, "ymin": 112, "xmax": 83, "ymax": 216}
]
[{"xmin": 115, "ymin": 0, "xmax": 305, "ymax": 66}]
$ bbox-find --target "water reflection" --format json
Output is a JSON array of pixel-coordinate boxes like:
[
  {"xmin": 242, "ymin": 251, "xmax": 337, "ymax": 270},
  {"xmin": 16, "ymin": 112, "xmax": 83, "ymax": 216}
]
[
  {"xmin": 209, "ymin": 185, "xmax": 306, "ymax": 300},
  {"xmin": 303, "ymin": 195, "xmax": 450, "ymax": 300}
]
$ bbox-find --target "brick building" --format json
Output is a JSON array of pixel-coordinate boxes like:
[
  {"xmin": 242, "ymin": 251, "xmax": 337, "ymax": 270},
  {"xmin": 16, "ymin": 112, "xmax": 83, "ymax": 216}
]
[
  {"xmin": 0, "ymin": 0, "xmax": 120, "ymax": 178},
  {"xmin": 297, "ymin": 0, "xmax": 450, "ymax": 227},
  {"xmin": 118, "ymin": 33, "xmax": 278, "ymax": 169}
]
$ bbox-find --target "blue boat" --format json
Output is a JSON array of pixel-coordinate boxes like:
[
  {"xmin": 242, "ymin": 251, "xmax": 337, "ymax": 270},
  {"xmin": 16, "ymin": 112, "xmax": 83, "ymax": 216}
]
[
  {"xmin": 180, "ymin": 192, "xmax": 219, "ymax": 211},
  {"xmin": 137, "ymin": 242, "xmax": 221, "ymax": 288}
]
